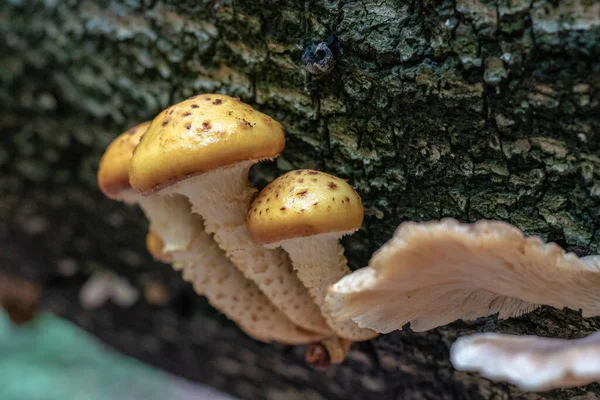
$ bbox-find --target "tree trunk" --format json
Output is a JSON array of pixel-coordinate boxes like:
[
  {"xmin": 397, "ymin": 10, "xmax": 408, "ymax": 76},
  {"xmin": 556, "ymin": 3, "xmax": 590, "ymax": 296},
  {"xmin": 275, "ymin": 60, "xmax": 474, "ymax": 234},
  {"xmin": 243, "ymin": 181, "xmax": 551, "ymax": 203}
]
[{"xmin": 1, "ymin": 0, "xmax": 600, "ymax": 398}]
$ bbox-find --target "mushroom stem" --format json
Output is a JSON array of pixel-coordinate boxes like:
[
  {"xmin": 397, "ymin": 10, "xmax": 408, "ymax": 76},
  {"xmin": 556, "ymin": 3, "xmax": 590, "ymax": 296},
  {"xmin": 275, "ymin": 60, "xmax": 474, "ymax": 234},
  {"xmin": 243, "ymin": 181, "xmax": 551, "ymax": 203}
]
[
  {"xmin": 120, "ymin": 189, "xmax": 195, "ymax": 253},
  {"xmin": 174, "ymin": 218, "xmax": 325, "ymax": 345},
  {"xmin": 274, "ymin": 234, "xmax": 377, "ymax": 341},
  {"xmin": 165, "ymin": 162, "xmax": 331, "ymax": 335}
]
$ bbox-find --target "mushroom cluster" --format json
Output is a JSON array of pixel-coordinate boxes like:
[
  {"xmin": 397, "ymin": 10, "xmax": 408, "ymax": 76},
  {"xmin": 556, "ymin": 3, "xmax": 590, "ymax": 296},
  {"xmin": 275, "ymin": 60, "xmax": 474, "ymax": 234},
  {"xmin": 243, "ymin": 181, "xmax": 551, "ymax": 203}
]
[
  {"xmin": 97, "ymin": 93, "xmax": 384, "ymax": 366},
  {"xmin": 98, "ymin": 93, "xmax": 600, "ymax": 384},
  {"xmin": 246, "ymin": 170, "xmax": 377, "ymax": 342},
  {"xmin": 97, "ymin": 111, "xmax": 326, "ymax": 346},
  {"xmin": 129, "ymin": 94, "xmax": 330, "ymax": 336}
]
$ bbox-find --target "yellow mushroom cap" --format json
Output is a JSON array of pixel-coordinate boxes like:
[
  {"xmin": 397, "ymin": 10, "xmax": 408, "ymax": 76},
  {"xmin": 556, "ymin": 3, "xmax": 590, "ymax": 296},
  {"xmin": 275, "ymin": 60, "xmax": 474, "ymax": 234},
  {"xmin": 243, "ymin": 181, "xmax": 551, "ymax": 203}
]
[
  {"xmin": 246, "ymin": 170, "xmax": 364, "ymax": 244},
  {"xmin": 145, "ymin": 230, "xmax": 172, "ymax": 263},
  {"xmin": 97, "ymin": 121, "xmax": 151, "ymax": 199},
  {"xmin": 129, "ymin": 94, "xmax": 285, "ymax": 194}
]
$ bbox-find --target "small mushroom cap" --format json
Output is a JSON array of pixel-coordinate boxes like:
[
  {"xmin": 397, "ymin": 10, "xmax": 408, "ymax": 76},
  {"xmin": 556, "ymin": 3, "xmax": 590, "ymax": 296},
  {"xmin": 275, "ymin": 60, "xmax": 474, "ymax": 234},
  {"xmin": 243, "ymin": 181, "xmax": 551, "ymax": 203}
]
[
  {"xmin": 130, "ymin": 94, "xmax": 285, "ymax": 194},
  {"xmin": 450, "ymin": 331, "xmax": 600, "ymax": 391},
  {"xmin": 326, "ymin": 219, "xmax": 600, "ymax": 333},
  {"xmin": 97, "ymin": 121, "xmax": 151, "ymax": 199},
  {"xmin": 145, "ymin": 230, "xmax": 172, "ymax": 263},
  {"xmin": 246, "ymin": 170, "xmax": 364, "ymax": 244}
]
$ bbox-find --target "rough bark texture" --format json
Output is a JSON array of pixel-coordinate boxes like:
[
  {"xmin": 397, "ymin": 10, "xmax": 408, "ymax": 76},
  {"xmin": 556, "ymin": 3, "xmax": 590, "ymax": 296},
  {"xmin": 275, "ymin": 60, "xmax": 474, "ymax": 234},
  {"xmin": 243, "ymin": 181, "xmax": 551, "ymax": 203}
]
[{"xmin": 1, "ymin": 0, "xmax": 600, "ymax": 398}]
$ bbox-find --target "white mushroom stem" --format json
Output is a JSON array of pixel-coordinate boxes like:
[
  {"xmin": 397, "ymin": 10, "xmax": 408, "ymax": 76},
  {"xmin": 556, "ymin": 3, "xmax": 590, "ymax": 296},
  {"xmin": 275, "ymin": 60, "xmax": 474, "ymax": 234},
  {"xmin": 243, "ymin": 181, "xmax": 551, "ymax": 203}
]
[
  {"xmin": 164, "ymin": 162, "xmax": 331, "ymax": 335},
  {"xmin": 120, "ymin": 186, "xmax": 326, "ymax": 343},
  {"xmin": 269, "ymin": 234, "xmax": 377, "ymax": 341},
  {"xmin": 120, "ymin": 189, "xmax": 195, "ymax": 253},
  {"xmin": 450, "ymin": 331, "xmax": 600, "ymax": 391},
  {"xmin": 174, "ymin": 218, "xmax": 325, "ymax": 345}
]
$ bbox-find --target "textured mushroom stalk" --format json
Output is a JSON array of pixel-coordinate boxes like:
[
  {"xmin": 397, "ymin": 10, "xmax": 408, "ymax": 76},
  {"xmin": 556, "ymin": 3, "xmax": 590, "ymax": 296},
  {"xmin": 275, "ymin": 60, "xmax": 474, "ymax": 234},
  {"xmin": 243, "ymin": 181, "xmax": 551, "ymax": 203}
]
[
  {"xmin": 450, "ymin": 331, "xmax": 600, "ymax": 391},
  {"xmin": 147, "ymin": 218, "xmax": 324, "ymax": 344},
  {"xmin": 322, "ymin": 337, "xmax": 353, "ymax": 364},
  {"xmin": 171, "ymin": 218, "xmax": 325, "ymax": 345},
  {"xmin": 326, "ymin": 219, "xmax": 600, "ymax": 333},
  {"xmin": 121, "ymin": 190, "xmax": 195, "ymax": 253},
  {"xmin": 279, "ymin": 235, "xmax": 350, "ymax": 309},
  {"xmin": 278, "ymin": 235, "xmax": 377, "ymax": 341},
  {"xmin": 246, "ymin": 169, "xmax": 377, "ymax": 341},
  {"xmin": 164, "ymin": 163, "xmax": 331, "ymax": 335}
]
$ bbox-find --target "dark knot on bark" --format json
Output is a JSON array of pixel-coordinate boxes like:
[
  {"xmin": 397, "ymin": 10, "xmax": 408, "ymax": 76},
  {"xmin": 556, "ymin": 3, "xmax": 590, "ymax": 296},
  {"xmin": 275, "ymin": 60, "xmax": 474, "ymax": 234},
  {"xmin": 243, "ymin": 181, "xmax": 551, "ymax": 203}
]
[{"xmin": 302, "ymin": 41, "xmax": 336, "ymax": 75}]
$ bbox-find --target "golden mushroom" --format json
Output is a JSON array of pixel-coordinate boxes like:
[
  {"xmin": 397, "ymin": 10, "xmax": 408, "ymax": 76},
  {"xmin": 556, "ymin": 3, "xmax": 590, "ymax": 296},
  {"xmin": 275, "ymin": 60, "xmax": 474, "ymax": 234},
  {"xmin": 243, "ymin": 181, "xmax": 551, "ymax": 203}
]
[
  {"xmin": 246, "ymin": 170, "xmax": 377, "ymax": 342},
  {"xmin": 98, "ymin": 122, "xmax": 324, "ymax": 344}
]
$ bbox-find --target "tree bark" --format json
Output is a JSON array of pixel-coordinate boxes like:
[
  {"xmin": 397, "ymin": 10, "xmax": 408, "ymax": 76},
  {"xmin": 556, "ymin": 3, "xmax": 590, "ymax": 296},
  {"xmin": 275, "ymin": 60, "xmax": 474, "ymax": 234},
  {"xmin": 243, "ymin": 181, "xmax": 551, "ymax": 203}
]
[{"xmin": 1, "ymin": 0, "xmax": 600, "ymax": 398}]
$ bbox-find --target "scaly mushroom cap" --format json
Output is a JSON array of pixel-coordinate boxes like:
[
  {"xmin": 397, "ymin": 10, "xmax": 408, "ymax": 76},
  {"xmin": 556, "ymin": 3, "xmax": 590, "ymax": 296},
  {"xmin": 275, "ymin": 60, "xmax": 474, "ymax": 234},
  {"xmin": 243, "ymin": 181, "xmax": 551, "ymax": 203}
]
[
  {"xmin": 130, "ymin": 94, "xmax": 285, "ymax": 194},
  {"xmin": 246, "ymin": 170, "xmax": 364, "ymax": 244},
  {"xmin": 450, "ymin": 331, "xmax": 600, "ymax": 391},
  {"xmin": 97, "ymin": 121, "xmax": 151, "ymax": 199},
  {"xmin": 145, "ymin": 230, "xmax": 172, "ymax": 263},
  {"xmin": 326, "ymin": 219, "xmax": 600, "ymax": 333}
]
